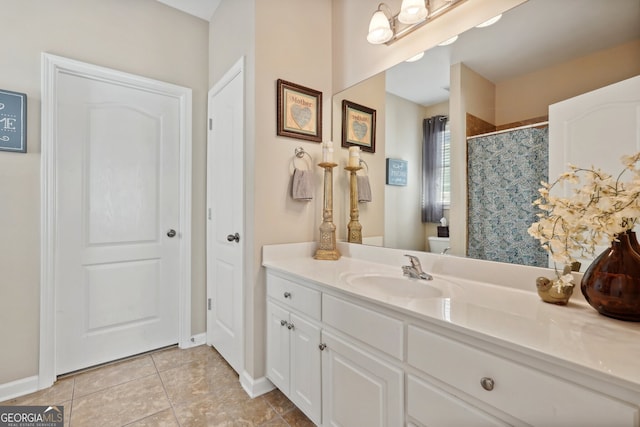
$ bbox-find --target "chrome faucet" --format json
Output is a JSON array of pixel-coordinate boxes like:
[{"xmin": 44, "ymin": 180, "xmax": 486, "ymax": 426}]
[{"xmin": 402, "ymin": 255, "xmax": 433, "ymax": 280}]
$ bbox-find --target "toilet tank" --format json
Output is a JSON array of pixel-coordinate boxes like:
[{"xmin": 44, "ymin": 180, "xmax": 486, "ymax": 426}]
[{"xmin": 428, "ymin": 236, "xmax": 450, "ymax": 254}]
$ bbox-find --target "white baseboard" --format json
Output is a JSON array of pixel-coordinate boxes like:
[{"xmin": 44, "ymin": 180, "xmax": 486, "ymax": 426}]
[
  {"xmin": 180, "ymin": 333, "xmax": 207, "ymax": 348},
  {"xmin": 239, "ymin": 370, "xmax": 274, "ymax": 398},
  {"xmin": 0, "ymin": 375, "xmax": 39, "ymax": 402}
]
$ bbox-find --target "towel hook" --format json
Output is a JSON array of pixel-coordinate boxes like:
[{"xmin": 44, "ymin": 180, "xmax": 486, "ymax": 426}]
[{"xmin": 293, "ymin": 147, "xmax": 313, "ymax": 171}]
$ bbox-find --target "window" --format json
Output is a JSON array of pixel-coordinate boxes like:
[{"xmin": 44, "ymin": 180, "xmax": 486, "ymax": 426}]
[{"xmin": 440, "ymin": 123, "xmax": 451, "ymax": 207}]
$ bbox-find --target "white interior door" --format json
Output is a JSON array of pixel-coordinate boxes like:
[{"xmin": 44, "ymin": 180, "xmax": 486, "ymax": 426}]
[
  {"xmin": 549, "ymin": 75, "xmax": 640, "ymax": 269},
  {"xmin": 206, "ymin": 58, "xmax": 244, "ymax": 374},
  {"xmin": 46, "ymin": 56, "xmax": 191, "ymax": 375}
]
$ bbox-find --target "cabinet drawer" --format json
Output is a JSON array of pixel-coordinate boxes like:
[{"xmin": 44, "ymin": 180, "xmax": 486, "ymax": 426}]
[
  {"xmin": 267, "ymin": 274, "xmax": 321, "ymax": 320},
  {"xmin": 407, "ymin": 325, "xmax": 638, "ymax": 426},
  {"xmin": 407, "ymin": 374, "xmax": 509, "ymax": 427},
  {"xmin": 323, "ymin": 294, "xmax": 403, "ymax": 360}
]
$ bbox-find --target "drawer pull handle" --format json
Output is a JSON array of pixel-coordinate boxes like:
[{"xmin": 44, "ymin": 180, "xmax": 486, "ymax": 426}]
[
  {"xmin": 480, "ymin": 377, "xmax": 495, "ymax": 391},
  {"xmin": 318, "ymin": 343, "xmax": 327, "ymax": 351},
  {"xmin": 287, "ymin": 323, "xmax": 295, "ymax": 330},
  {"xmin": 283, "ymin": 292, "xmax": 292, "ymax": 298},
  {"xmin": 280, "ymin": 320, "xmax": 287, "ymax": 327}
]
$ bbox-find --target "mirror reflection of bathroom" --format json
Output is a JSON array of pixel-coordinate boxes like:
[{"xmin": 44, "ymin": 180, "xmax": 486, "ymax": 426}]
[{"xmin": 333, "ymin": 0, "xmax": 640, "ymax": 266}]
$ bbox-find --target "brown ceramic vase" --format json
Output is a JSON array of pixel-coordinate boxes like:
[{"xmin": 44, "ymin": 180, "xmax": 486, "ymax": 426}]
[{"xmin": 581, "ymin": 231, "xmax": 640, "ymax": 321}]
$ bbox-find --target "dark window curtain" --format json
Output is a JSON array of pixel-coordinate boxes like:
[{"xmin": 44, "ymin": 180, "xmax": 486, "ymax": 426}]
[{"xmin": 422, "ymin": 115, "xmax": 447, "ymax": 223}]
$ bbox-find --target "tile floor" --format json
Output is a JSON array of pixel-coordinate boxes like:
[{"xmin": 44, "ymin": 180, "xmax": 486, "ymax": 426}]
[{"xmin": 1, "ymin": 345, "xmax": 315, "ymax": 427}]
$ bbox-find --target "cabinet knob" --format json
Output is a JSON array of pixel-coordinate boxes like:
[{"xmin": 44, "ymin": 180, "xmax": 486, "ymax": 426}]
[
  {"xmin": 318, "ymin": 343, "xmax": 327, "ymax": 351},
  {"xmin": 287, "ymin": 323, "xmax": 295, "ymax": 330},
  {"xmin": 283, "ymin": 292, "xmax": 291, "ymax": 299},
  {"xmin": 480, "ymin": 377, "xmax": 495, "ymax": 391},
  {"xmin": 280, "ymin": 320, "xmax": 287, "ymax": 327}
]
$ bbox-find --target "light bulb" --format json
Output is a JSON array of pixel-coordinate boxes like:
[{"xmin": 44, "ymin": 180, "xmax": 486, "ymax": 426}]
[
  {"xmin": 367, "ymin": 9, "xmax": 393, "ymax": 44},
  {"xmin": 398, "ymin": 0, "xmax": 428, "ymax": 24}
]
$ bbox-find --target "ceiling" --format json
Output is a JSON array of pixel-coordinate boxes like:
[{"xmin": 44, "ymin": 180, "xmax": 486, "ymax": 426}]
[
  {"xmin": 156, "ymin": 0, "xmax": 220, "ymax": 21},
  {"xmin": 386, "ymin": 0, "xmax": 640, "ymax": 106}
]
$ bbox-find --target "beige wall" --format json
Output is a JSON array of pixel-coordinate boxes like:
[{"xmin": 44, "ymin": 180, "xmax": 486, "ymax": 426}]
[
  {"xmin": 0, "ymin": 0, "xmax": 208, "ymax": 385},
  {"xmin": 384, "ymin": 93, "xmax": 425, "ymax": 251},
  {"xmin": 495, "ymin": 39, "xmax": 640, "ymax": 125}
]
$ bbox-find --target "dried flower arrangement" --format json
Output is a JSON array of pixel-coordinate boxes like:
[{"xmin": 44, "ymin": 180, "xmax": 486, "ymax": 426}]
[{"xmin": 528, "ymin": 152, "xmax": 640, "ymax": 292}]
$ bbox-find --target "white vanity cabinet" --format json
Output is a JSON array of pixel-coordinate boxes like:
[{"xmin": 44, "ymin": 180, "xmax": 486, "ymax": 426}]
[
  {"xmin": 264, "ymin": 263, "xmax": 640, "ymax": 427},
  {"xmin": 266, "ymin": 275, "xmax": 322, "ymax": 425},
  {"xmin": 407, "ymin": 325, "xmax": 639, "ymax": 427}
]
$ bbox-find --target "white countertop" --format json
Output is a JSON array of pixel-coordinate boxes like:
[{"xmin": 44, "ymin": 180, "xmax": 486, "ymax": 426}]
[{"xmin": 262, "ymin": 242, "xmax": 640, "ymax": 392}]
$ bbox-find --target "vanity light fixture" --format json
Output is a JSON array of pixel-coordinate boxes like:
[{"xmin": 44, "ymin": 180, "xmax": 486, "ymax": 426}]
[
  {"xmin": 367, "ymin": 0, "xmax": 465, "ymax": 46},
  {"xmin": 475, "ymin": 14, "xmax": 502, "ymax": 28}
]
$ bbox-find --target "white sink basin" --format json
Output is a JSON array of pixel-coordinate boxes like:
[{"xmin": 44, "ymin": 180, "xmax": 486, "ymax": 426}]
[{"xmin": 341, "ymin": 272, "xmax": 460, "ymax": 300}]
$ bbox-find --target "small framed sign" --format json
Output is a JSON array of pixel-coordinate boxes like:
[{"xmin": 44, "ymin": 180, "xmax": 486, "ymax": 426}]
[
  {"xmin": 386, "ymin": 158, "xmax": 408, "ymax": 186},
  {"xmin": 0, "ymin": 89, "xmax": 27, "ymax": 153}
]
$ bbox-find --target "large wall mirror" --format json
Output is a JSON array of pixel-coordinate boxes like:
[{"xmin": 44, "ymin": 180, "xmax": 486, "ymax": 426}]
[{"xmin": 332, "ymin": 0, "xmax": 640, "ymax": 267}]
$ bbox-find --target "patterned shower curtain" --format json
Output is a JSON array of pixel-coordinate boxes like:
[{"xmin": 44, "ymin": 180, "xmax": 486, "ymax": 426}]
[{"xmin": 467, "ymin": 127, "xmax": 548, "ymax": 267}]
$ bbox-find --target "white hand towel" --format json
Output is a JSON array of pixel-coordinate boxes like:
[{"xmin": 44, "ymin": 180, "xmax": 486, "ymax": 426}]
[
  {"xmin": 292, "ymin": 168, "xmax": 313, "ymax": 201},
  {"xmin": 357, "ymin": 175, "xmax": 372, "ymax": 203}
]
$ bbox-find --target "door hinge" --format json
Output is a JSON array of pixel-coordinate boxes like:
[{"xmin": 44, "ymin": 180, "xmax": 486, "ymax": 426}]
[
  {"xmin": 209, "ymin": 118, "xmax": 212, "ymax": 130},
  {"xmin": 208, "ymin": 298, "xmax": 212, "ymax": 310},
  {"xmin": 208, "ymin": 208, "xmax": 212, "ymax": 220}
]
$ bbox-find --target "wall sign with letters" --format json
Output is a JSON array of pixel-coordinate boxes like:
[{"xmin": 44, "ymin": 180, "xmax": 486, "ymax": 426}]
[
  {"xmin": 0, "ymin": 89, "xmax": 27, "ymax": 153},
  {"xmin": 386, "ymin": 158, "xmax": 408, "ymax": 186}
]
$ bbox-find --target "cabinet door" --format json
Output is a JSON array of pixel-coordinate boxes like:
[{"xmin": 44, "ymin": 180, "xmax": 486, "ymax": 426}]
[
  {"xmin": 266, "ymin": 301, "xmax": 290, "ymax": 395},
  {"xmin": 321, "ymin": 331, "xmax": 403, "ymax": 427},
  {"xmin": 290, "ymin": 313, "xmax": 322, "ymax": 425}
]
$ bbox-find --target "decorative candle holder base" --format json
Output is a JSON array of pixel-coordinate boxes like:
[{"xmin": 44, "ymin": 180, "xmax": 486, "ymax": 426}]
[
  {"xmin": 314, "ymin": 162, "xmax": 341, "ymax": 260},
  {"xmin": 345, "ymin": 166, "xmax": 363, "ymax": 244}
]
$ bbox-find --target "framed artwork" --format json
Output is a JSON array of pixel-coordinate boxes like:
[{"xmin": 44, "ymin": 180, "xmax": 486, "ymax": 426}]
[
  {"xmin": 386, "ymin": 158, "xmax": 408, "ymax": 186},
  {"xmin": 0, "ymin": 89, "xmax": 27, "ymax": 153},
  {"xmin": 276, "ymin": 79, "xmax": 322, "ymax": 142},
  {"xmin": 341, "ymin": 100, "xmax": 376, "ymax": 153}
]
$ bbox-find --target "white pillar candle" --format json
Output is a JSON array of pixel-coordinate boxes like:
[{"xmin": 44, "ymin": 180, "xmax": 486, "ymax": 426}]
[
  {"xmin": 348, "ymin": 146, "xmax": 360, "ymax": 167},
  {"xmin": 326, "ymin": 141, "xmax": 333, "ymax": 163}
]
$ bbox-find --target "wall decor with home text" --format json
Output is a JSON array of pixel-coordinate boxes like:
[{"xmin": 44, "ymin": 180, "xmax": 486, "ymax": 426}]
[{"xmin": 0, "ymin": 89, "xmax": 27, "ymax": 153}]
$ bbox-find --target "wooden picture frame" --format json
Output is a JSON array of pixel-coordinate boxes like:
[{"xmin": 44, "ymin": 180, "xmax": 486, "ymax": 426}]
[
  {"xmin": 276, "ymin": 79, "xmax": 322, "ymax": 142},
  {"xmin": 341, "ymin": 100, "xmax": 376, "ymax": 153},
  {"xmin": 0, "ymin": 89, "xmax": 27, "ymax": 153}
]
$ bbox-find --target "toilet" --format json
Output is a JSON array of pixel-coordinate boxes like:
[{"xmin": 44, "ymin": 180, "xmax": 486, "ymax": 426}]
[{"xmin": 428, "ymin": 236, "xmax": 450, "ymax": 254}]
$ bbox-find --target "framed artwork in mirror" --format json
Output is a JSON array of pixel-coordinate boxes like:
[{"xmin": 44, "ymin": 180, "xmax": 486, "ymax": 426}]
[
  {"xmin": 276, "ymin": 79, "xmax": 322, "ymax": 142},
  {"xmin": 342, "ymin": 100, "xmax": 376, "ymax": 153}
]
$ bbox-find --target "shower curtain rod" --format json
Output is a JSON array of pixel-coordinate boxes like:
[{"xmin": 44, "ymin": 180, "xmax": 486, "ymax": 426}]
[{"xmin": 466, "ymin": 120, "xmax": 549, "ymax": 140}]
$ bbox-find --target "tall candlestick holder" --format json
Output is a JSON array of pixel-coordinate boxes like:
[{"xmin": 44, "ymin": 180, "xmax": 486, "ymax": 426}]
[
  {"xmin": 314, "ymin": 162, "xmax": 341, "ymax": 260},
  {"xmin": 345, "ymin": 165, "xmax": 363, "ymax": 243}
]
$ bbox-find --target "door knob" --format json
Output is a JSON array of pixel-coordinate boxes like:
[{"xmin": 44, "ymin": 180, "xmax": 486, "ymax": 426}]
[
  {"xmin": 167, "ymin": 229, "xmax": 177, "ymax": 238},
  {"xmin": 227, "ymin": 233, "xmax": 240, "ymax": 243}
]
